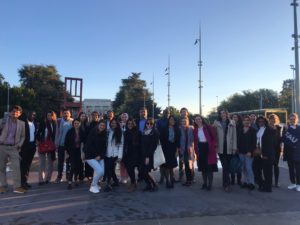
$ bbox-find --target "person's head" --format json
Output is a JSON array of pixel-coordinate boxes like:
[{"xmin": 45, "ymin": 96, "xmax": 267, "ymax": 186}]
[
  {"xmin": 145, "ymin": 118, "xmax": 154, "ymax": 130},
  {"xmin": 78, "ymin": 112, "xmax": 88, "ymax": 123},
  {"xmin": 180, "ymin": 107, "xmax": 189, "ymax": 119},
  {"xmin": 109, "ymin": 118, "xmax": 120, "ymax": 130},
  {"xmin": 250, "ymin": 114, "xmax": 257, "ymax": 124},
  {"xmin": 63, "ymin": 109, "xmax": 71, "ymax": 120},
  {"xmin": 181, "ymin": 118, "xmax": 189, "ymax": 128},
  {"xmin": 27, "ymin": 111, "xmax": 36, "ymax": 122},
  {"xmin": 46, "ymin": 111, "xmax": 57, "ymax": 122},
  {"xmin": 218, "ymin": 109, "xmax": 229, "ymax": 122},
  {"xmin": 91, "ymin": 111, "xmax": 100, "ymax": 122},
  {"xmin": 194, "ymin": 114, "xmax": 207, "ymax": 128},
  {"xmin": 107, "ymin": 110, "xmax": 114, "ymax": 121},
  {"xmin": 97, "ymin": 119, "xmax": 107, "ymax": 133},
  {"xmin": 289, "ymin": 113, "xmax": 299, "ymax": 126},
  {"xmin": 121, "ymin": 113, "xmax": 129, "ymax": 123},
  {"xmin": 168, "ymin": 115, "xmax": 177, "ymax": 127},
  {"xmin": 242, "ymin": 115, "xmax": 251, "ymax": 128},
  {"xmin": 256, "ymin": 116, "xmax": 268, "ymax": 128},
  {"xmin": 268, "ymin": 114, "xmax": 280, "ymax": 126},
  {"xmin": 126, "ymin": 118, "xmax": 136, "ymax": 131},
  {"xmin": 139, "ymin": 107, "xmax": 148, "ymax": 119},
  {"xmin": 163, "ymin": 108, "xmax": 170, "ymax": 119},
  {"xmin": 72, "ymin": 118, "xmax": 81, "ymax": 129},
  {"xmin": 10, "ymin": 105, "xmax": 23, "ymax": 120}
]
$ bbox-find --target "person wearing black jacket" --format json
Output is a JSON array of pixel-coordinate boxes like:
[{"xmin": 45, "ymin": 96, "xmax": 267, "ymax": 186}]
[
  {"xmin": 65, "ymin": 119, "xmax": 84, "ymax": 190},
  {"xmin": 237, "ymin": 115, "xmax": 256, "ymax": 190},
  {"xmin": 160, "ymin": 115, "xmax": 180, "ymax": 188},
  {"xmin": 20, "ymin": 111, "xmax": 38, "ymax": 189},
  {"xmin": 141, "ymin": 118, "xmax": 159, "ymax": 192},
  {"xmin": 36, "ymin": 111, "xmax": 56, "ymax": 185},
  {"xmin": 84, "ymin": 120, "xmax": 107, "ymax": 194},
  {"xmin": 123, "ymin": 119, "xmax": 141, "ymax": 192},
  {"xmin": 254, "ymin": 116, "xmax": 276, "ymax": 192},
  {"xmin": 78, "ymin": 112, "xmax": 89, "ymax": 181}
]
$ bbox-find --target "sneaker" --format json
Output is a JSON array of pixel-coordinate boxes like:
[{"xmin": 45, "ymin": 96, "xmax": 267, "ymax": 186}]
[
  {"xmin": 89, "ymin": 185, "xmax": 100, "ymax": 193},
  {"xmin": 288, "ymin": 184, "xmax": 297, "ymax": 190},
  {"xmin": 0, "ymin": 187, "xmax": 7, "ymax": 194},
  {"xmin": 54, "ymin": 178, "xmax": 62, "ymax": 183},
  {"xmin": 296, "ymin": 185, "xmax": 300, "ymax": 192},
  {"xmin": 13, "ymin": 187, "xmax": 26, "ymax": 194},
  {"xmin": 104, "ymin": 185, "xmax": 112, "ymax": 192}
]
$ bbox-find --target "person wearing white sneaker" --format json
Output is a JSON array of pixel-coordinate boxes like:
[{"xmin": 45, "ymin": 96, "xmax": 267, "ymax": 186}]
[
  {"xmin": 83, "ymin": 120, "xmax": 107, "ymax": 194},
  {"xmin": 282, "ymin": 113, "xmax": 300, "ymax": 192}
]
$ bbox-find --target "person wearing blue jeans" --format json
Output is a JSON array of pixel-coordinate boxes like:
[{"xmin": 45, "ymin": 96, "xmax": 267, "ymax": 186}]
[
  {"xmin": 83, "ymin": 120, "xmax": 107, "ymax": 194},
  {"xmin": 237, "ymin": 115, "xmax": 257, "ymax": 190}
]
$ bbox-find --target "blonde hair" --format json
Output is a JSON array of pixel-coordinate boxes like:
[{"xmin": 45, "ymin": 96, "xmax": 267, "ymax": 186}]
[{"xmin": 268, "ymin": 114, "xmax": 280, "ymax": 125}]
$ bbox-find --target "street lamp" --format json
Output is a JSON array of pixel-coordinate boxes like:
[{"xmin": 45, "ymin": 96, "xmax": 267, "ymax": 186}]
[{"xmin": 291, "ymin": 64, "xmax": 296, "ymax": 112}]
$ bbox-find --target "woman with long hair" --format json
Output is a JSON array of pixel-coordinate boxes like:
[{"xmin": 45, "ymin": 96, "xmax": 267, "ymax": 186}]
[
  {"xmin": 160, "ymin": 115, "xmax": 180, "ymax": 188},
  {"xmin": 123, "ymin": 118, "xmax": 141, "ymax": 192},
  {"xmin": 84, "ymin": 120, "xmax": 107, "ymax": 193},
  {"xmin": 213, "ymin": 109, "xmax": 237, "ymax": 192},
  {"xmin": 105, "ymin": 118, "xmax": 124, "ymax": 191},
  {"xmin": 141, "ymin": 118, "xmax": 159, "ymax": 191},
  {"xmin": 37, "ymin": 111, "xmax": 57, "ymax": 185},
  {"xmin": 193, "ymin": 115, "xmax": 218, "ymax": 191}
]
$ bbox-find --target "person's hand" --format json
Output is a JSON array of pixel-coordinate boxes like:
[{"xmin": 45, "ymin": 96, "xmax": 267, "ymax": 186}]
[
  {"xmin": 95, "ymin": 156, "xmax": 101, "ymax": 161},
  {"xmin": 145, "ymin": 157, "xmax": 149, "ymax": 165},
  {"xmin": 246, "ymin": 152, "xmax": 251, "ymax": 157}
]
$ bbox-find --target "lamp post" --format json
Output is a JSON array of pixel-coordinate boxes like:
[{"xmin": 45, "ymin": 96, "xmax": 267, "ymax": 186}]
[
  {"xmin": 7, "ymin": 83, "xmax": 9, "ymax": 113},
  {"xmin": 291, "ymin": 0, "xmax": 300, "ymax": 115},
  {"xmin": 165, "ymin": 56, "xmax": 170, "ymax": 109},
  {"xmin": 291, "ymin": 64, "xmax": 296, "ymax": 112},
  {"xmin": 216, "ymin": 96, "xmax": 219, "ymax": 112},
  {"xmin": 195, "ymin": 25, "xmax": 203, "ymax": 115}
]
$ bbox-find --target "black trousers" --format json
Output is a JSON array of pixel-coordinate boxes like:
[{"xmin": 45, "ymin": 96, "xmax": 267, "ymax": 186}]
[
  {"xmin": 273, "ymin": 150, "xmax": 280, "ymax": 185},
  {"xmin": 57, "ymin": 146, "xmax": 66, "ymax": 179},
  {"xmin": 84, "ymin": 162, "xmax": 94, "ymax": 178},
  {"xmin": 126, "ymin": 164, "xmax": 136, "ymax": 184},
  {"xmin": 253, "ymin": 157, "xmax": 273, "ymax": 191},
  {"xmin": 67, "ymin": 149, "xmax": 82, "ymax": 182},
  {"xmin": 20, "ymin": 142, "xmax": 36, "ymax": 185},
  {"xmin": 287, "ymin": 160, "xmax": 300, "ymax": 185},
  {"xmin": 219, "ymin": 154, "xmax": 232, "ymax": 187},
  {"xmin": 105, "ymin": 157, "xmax": 118, "ymax": 184}
]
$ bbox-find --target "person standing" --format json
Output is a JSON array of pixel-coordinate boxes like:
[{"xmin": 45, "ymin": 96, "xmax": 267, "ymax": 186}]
[
  {"xmin": 55, "ymin": 109, "xmax": 73, "ymax": 183},
  {"xmin": 179, "ymin": 118, "xmax": 195, "ymax": 187},
  {"xmin": 160, "ymin": 115, "xmax": 180, "ymax": 188},
  {"xmin": 84, "ymin": 120, "xmax": 107, "ymax": 193},
  {"xmin": 119, "ymin": 112, "xmax": 129, "ymax": 184},
  {"xmin": 0, "ymin": 105, "xmax": 26, "ymax": 194},
  {"xmin": 78, "ymin": 112, "xmax": 89, "ymax": 182},
  {"xmin": 268, "ymin": 114, "xmax": 282, "ymax": 187},
  {"xmin": 65, "ymin": 119, "xmax": 84, "ymax": 189},
  {"xmin": 193, "ymin": 115, "xmax": 218, "ymax": 191},
  {"xmin": 123, "ymin": 119, "xmax": 141, "ymax": 192},
  {"xmin": 105, "ymin": 110, "xmax": 115, "ymax": 130},
  {"xmin": 37, "ymin": 111, "xmax": 57, "ymax": 185},
  {"xmin": 283, "ymin": 113, "xmax": 300, "ymax": 192},
  {"xmin": 213, "ymin": 109, "xmax": 237, "ymax": 192},
  {"xmin": 237, "ymin": 115, "xmax": 256, "ymax": 190},
  {"xmin": 254, "ymin": 116, "xmax": 276, "ymax": 193},
  {"xmin": 141, "ymin": 118, "xmax": 159, "ymax": 191},
  {"xmin": 20, "ymin": 111, "xmax": 38, "ymax": 189},
  {"xmin": 105, "ymin": 118, "xmax": 124, "ymax": 191},
  {"xmin": 231, "ymin": 114, "xmax": 242, "ymax": 186}
]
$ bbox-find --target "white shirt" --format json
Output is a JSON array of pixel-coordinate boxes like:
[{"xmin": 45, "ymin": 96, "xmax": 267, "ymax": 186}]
[
  {"xmin": 28, "ymin": 120, "xmax": 35, "ymax": 142},
  {"xmin": 256, "ymin": 127, "xmax": 266, "ymax": 148},
  {"xmin": 198, "ymin": 127, "xmax": 207, "ymax": 142}
]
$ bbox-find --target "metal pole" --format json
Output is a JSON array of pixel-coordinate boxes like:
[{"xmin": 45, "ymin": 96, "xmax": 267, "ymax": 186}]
[
  {"xmin": 216, "ymin": 96, "xmax": 218, "ymax": 112},
  {"xmin": 292, "ymin": 0, "xmax": 300, "ymax": 115},
  {"xmin": 195, "ymin": 25, "xmax": 203, "ymax": 115},
  {"xmin": 168, "ymin": 56, "xmax": 170, "ymax": 109},
  {"xmin": 7, "ymin": 84, "xmax": 9, "ymax": 113},
  {"xmin": 291, "ymin": 65, "xmax": 296, "ymax": 112},
  {"xmin": 152, "ymin": 74, "xmax": 155, "ymax": 119}
]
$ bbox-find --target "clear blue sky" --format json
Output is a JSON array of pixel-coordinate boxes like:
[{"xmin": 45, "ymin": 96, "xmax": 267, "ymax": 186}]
[{"xmin": 0, "ymin": 0, "xmax": 295, "ymax": 115}]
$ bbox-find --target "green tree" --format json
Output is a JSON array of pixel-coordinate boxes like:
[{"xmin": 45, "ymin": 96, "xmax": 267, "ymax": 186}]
[
  {"xmin": 279, "ymin": 79, "xmax": 293, "ymax": 113},
  {"xmin": 18, "ymin": 65, "xmax": 68, "ymax": 118},
  {"xmin": 113, "ymin": 72, "xmax": 161, "ymax": 119}
]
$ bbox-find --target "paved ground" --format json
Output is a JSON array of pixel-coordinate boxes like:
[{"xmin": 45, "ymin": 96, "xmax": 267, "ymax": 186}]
[{"xmin": 1, "ymin": 160, "xmax": 300, "ymax": 225}]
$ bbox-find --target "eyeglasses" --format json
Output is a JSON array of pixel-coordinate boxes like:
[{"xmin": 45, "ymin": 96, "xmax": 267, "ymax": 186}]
[{"xmin": 146, "ymin": 123, "xmax": 153, "ymax": 125}]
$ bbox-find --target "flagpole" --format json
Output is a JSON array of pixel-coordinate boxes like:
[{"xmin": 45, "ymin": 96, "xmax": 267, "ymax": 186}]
[
  {"xmin": 195, "ymin": 25, "xmax": 203, "ymax": 115},
  {"xmin": 168, "ymin": 56, "xmax": 170, "ymax": 109},
  {"xmin": 152, "ymin": 73, "xmax": 155, "ymax": 119}
]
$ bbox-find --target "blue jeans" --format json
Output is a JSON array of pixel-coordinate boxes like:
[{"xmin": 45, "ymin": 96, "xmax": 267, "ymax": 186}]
[
  {"xmin": 239, "ymin": 154, "xmax": 254, "ymax": 185},
  {"xmin": 86, "ymin": 159, "xmax": 105, "ymax": 187}
]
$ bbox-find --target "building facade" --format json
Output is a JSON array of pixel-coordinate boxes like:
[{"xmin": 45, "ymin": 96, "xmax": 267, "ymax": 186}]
[{"xmin": 83, "ymin": 99, "xmax": 112, "ymax": 115}]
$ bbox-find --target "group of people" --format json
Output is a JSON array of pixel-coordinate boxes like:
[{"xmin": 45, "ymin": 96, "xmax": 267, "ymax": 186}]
[{"xmin": 0, "ymin": 105, "xmax": 300, "ymax": 195}]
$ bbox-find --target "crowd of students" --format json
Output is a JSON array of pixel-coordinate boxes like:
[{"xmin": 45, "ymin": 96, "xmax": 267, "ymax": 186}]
[{"xmin": 0, "ymin": 105, "xmax": 300, "ymax": 195}]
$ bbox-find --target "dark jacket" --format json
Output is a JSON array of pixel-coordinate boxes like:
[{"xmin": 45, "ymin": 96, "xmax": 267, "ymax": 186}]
[
  {"xmin": 259, "ymin": 126, "xmax": 276, "ymax": 159},
  {"xmin": 160, "ymin": 126, "xmax": 180, "ymax": 152},
  {"xmin": 141, "ymin": 128, "xmax": 159, "ymax": 159},
  {"xmin": 23, "ymin": 120, "xmax": 38, "ymax": 146},
  {"xmin": 123, "ymin": 128, "xmax": 141, "ymax": 167},
  {"xmin": 237, "ymin": 127, "xmax": 257, "ymax": 155},
  {"xmin": 283, "ymin": 125, "xmax": 300, "ymax": 162},
  {"xmin": 36, "ymin": 120, "xmax": 56, "ymax": 142},
  {"xmin": 65, "ymin": 128, "xmax": 84, "ymax": 155},
  {"xmin": 84, "ymin": 128, "xmax": 107, "ymax": 160}
]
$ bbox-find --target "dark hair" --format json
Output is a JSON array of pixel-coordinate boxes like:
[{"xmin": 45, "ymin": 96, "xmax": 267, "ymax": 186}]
[
  {"xmin": 243, "ymin": 115, "xmax": 251, "ymax": 120},
  {"xmin": 10, "ymin": 105, "xmax": 22, "ymax": 112},
  {"xmin": 180, "ymin": 107, "xmax": 189, "ymax": 114},
  {"xmin": 140, "ymin": 107, "xmax": 147, "ymax": 111},
  {"xmin": 168, "ymin": 115, "xmax": 178, "ymax": 127},
  {"xmin": 110, "ymin": 118, "xmax": 122, "ymax": 144},
  {"xmin": 217, "ymin": 109, "xmax": 229, "ymax": 122},
  {"xmin": 72, "ymin": 118, "xmax": 81, "ymax": 126},
  {"xmin": 126, "ymin": 118, "xmax": 137, "ymax": 130},
  {"xmin": 256, "ymin": 116, "xmax": 268, "ymax": 127},
  {"xmin": 78, "ymin": 112, "xmax": 88, "ymax": 127},
  {"xmin": 62, "ymin": 108, "xmax": 70, "ymax": 113},
  {"xmin": 193, "ymin": 114, "xmax": 209, "ymax": 128}
]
